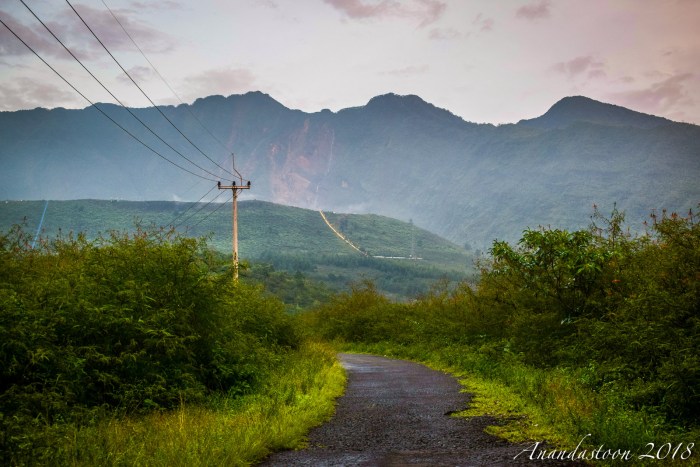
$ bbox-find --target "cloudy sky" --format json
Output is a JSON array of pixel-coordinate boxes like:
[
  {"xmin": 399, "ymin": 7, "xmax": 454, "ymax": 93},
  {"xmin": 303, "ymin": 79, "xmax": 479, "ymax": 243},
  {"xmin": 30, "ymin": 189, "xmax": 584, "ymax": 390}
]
[{"xmin": 1, "ymin": 0, "xmax": 699, "ymax": 125}]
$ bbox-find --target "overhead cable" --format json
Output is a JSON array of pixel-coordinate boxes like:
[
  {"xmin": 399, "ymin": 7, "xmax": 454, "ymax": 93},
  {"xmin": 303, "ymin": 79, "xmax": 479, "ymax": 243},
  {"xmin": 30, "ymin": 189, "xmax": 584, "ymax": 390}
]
[
  {"xmin": 100, "ymin": 0, "xmax": 240, "ymax": 179},
  {"xmin": 169, "ymin": 184, "xmax": 217, "ymax": 226},
  {"xmin": 67, "ymin": 0, "xmax": 236, "ymax": 180},
  {"xmin": 191, "ymin": 192, "xmax": 232, "ymax": 229},
  {"xmin": 173, "ymin": 189, "xmax": 228, "ymax": 229},
  {"xmin": 18, "ymin": 0, "xmax": 224, "ymax": 181},
  {"xmin": 0, "ymin": 16, "xmax": 218, "ymax": 182}
]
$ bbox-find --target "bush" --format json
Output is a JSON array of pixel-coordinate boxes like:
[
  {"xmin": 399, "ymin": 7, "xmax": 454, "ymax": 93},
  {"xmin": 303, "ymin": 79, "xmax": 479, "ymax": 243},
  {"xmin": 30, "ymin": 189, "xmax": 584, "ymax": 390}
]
[
  {"xmin": 304, "ymin": 206, "xmax": 700, "ymax": 429},
  {"xmin": 0, "ymin": 226, "xmax": 299, "ymax": 463}
]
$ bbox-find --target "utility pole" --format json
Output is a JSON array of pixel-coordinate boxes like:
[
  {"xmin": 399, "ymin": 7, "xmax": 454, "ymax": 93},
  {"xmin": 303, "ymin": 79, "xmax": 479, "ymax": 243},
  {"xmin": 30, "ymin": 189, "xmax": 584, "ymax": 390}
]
[{"xmin": 218, "ymin": 157, "xmax": 250, "ymax": 282}]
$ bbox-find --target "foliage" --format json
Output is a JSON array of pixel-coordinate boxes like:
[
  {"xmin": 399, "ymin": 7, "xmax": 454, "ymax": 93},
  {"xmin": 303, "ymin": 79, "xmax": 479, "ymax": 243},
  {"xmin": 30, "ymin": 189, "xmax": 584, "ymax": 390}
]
[
  {"xmin": 7, "ymin": 342, "xmax": 345, "ymax": 467},
  {"xmin": 303, "ymin": 206, "xmax": 700, "ymax": 451},
  {"xmin": 302, "ymin": 281, "xmax": 403, "ymax": 343},
  {"xmin": 0, "ymin": 226, "xmax": 300, "ymax": 464},
  {"xmin": 479, "ymin": 206, "xmax": 700, "ymax": 423},
  {"xmin": 243, "ymin": 262, "xmax": 335, "ymax": 313}
]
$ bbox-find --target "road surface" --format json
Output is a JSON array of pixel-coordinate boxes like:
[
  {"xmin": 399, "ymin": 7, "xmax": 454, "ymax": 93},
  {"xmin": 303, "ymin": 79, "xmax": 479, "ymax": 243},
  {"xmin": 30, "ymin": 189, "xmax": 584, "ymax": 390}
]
[{"xmin": 262, "ymin": 353, "xmax": 576, "ymax": 466}]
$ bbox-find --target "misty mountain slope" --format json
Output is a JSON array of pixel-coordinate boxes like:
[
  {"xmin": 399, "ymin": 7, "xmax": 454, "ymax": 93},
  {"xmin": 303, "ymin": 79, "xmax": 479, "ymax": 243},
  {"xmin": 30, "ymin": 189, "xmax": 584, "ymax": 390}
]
[{"xmin": 1, "ymin": 92, "xmax": 698, "ymax": 248}]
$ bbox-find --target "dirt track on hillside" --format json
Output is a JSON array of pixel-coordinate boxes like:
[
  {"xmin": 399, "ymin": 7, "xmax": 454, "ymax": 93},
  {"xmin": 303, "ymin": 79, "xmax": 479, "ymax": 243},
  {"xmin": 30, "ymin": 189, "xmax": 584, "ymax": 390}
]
[{"xmin": 261, "ymin": 353, "xmax": 579, "ymax": 466}]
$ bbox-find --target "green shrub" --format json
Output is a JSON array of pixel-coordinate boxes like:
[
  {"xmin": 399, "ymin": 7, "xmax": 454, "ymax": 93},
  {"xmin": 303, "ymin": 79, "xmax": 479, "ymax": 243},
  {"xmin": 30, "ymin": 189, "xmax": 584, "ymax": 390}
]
[
  {"xmin": 303, "ymin": 206, "xmax": 700, "ymax": 438},
  {"xmin": 0, "ymin": 226, "xmax": 300, "ymax": 463}
]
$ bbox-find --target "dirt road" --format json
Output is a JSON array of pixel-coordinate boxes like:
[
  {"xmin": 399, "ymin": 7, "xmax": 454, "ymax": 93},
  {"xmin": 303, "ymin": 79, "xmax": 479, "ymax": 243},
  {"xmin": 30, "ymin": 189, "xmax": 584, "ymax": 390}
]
[{"xmin": 261, "ymin": 353, "xmax": 575, "ymax": 466}]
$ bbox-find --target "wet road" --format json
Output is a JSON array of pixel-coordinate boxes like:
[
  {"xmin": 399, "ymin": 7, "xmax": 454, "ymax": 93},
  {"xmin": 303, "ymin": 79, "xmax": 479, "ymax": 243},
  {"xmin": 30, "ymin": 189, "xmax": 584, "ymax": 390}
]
[{"xmin": 261, "ymin": 353, "xmax": 575, "ymax": 466}]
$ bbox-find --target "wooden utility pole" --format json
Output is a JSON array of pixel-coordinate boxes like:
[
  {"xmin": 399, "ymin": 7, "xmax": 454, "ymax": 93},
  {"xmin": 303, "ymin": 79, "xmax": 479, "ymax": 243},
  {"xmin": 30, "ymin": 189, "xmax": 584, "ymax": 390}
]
[{"xmin": 218, "ymin": 164, "xmax": 250, "ymax": 281}]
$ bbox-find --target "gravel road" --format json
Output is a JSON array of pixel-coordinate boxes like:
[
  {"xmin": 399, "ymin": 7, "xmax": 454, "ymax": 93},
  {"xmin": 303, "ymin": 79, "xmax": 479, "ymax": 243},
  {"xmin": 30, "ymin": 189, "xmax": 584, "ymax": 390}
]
[{"xmin": 261, "ymin": 353, "xmax": 579, "ymax": 466}]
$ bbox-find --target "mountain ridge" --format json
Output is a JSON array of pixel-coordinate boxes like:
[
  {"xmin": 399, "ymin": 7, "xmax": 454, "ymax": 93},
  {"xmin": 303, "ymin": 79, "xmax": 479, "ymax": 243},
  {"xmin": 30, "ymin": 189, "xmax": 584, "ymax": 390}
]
[
  {"xmin": 1, "ymin": 92, "xmax": 698, "ymax": 249},
  {"xmin": 6, "ymin": 92, "xmax": 687, "ymax": 128},
  {"xmin": 519, "ymin": 95, "xmax": 674, "ymax": 129}
]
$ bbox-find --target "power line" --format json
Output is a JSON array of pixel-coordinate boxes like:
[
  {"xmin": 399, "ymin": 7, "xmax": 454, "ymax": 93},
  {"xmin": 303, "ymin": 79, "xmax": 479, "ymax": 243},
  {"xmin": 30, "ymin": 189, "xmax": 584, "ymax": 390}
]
[
  {"xmin": 169, "ymin": 184, "xmax": 216, "ymax": 226},
  {"xmin": 17, "ymin": 0, "xmax": 224, "ymax": 181},
  {"xmin": 173, "ymin": 189, "xmax": 228, "ymax": 229},
  {"xmin": 67, "ymin": 0, "xmax": 236, "ymax": 180},
  {"xmin": 100, "ymin": 0, "xmax": 240, "ymax": 178},
  {"xmin": 175, "ymin": 190, "xmax": 227, "ymax": 230},
  {"xmin": 191, "ymin": 192, "xmax": 233, "ymax": 229},
  {"xmin": 0, "ymin": 15, "xmax": 218, "ymax": 182}
]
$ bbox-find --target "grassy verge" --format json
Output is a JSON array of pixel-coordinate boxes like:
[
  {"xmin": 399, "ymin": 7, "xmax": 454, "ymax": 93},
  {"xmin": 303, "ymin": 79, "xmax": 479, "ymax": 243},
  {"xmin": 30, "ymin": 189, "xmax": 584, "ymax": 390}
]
[
  {"xmin": 30, "ymin": 342, "xmax": 345, "ymax": 467},
  {"xmin": 340, "ymin": 341, "xmax": 700, "ymax": 465}
]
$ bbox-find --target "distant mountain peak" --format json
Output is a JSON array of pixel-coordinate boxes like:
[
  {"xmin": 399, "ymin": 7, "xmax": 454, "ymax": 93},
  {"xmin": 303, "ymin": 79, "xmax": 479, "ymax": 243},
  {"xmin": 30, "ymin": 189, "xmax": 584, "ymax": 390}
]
[
  {"xmin": 367, "ymin": 93, "xmax": 428, "ymax": 107},
  {"xmin": 519, "ymin": 95, "xmax": 672, "ymax": 129},
  {"xmin": 362, "ymin": 92, "xmax": 467, "ymax": 125},
  {"xmin": 190, "ymin": 91, "xmax": 288, "ymax": 112}
]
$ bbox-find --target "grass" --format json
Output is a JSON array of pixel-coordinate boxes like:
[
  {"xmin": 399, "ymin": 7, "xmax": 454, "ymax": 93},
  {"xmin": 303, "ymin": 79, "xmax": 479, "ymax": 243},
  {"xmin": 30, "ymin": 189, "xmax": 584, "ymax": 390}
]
[
  {"xmin": 25, "ymin": 342, "xmax": 345, "ymax": 467},
  {"xmin": 339, "ymin": 341, "xmax": 700, "ymax": 466}
]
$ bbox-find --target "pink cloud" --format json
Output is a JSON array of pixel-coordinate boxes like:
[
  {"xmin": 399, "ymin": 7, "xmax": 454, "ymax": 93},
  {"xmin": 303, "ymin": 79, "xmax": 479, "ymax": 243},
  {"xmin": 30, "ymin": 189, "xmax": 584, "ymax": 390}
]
[
  {"xmin": 381, "ymin": 64, "xmax": 429, "ymax": 76},
  {"xmin": 610, "ymin": 73, "xmax": 694, "ymax": 116},
  {"xmin": 429, "ymin": 27, "xmax": 462, "ymax": 40},
  {"xmin": 56, "ymin": 3, "xmax": 176, "ymax": 58},
  {"xmin": 516, "ymin": 0, "xmax": 551, "ymax": 20},
  {"xmin": 587, "ymin": 69, "xmax": 607, "ymax": 80},
  {"xmin": 416, "ymin": 0, "xmax": 447, "ymax": 26},
  {"xmin": 128, "ymin": 1, "xmax": 183, "ymax": 11},
  {"xmin": 257, "ymin": 0, "xmax": 279, "ymax": 8},
  {"xmin": 0, "ymin": 4, "xmax": 175, "ymax": 63},
  {"xmin": 0, "ymin": 76, "xmax": 79, "ymax": 110},
  {"xmin": 183, "ymin": 67, "xmax": 256, "ymax": 101},
  {"xmin": 116, "ymin": 65, "xmax": 154, "ymax": 85},
  {"xmin": 552, "ymin": 55, "xmax": 605, "ymax": 78},
  {"xmin": 323, "ymin": 0, "xmax": 446, "ymax": 26},
  {"xmin": 473, "ymin": 13, "xmax": 494, "ymax": 33},
  {"xmin": 0, "ymin": 10, "xmax": 66, "ymax": 59}
]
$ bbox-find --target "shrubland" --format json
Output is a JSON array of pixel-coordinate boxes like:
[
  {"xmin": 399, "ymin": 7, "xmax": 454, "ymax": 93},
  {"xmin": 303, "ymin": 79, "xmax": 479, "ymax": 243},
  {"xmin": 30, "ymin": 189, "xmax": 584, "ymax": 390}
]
[
  {"xmin": 302, "ymin": 206, "xmax": 700, "ymax": 457},
  {"xmin": 0, "ymin": 226, "xmax": 343, "ymax": 466}
]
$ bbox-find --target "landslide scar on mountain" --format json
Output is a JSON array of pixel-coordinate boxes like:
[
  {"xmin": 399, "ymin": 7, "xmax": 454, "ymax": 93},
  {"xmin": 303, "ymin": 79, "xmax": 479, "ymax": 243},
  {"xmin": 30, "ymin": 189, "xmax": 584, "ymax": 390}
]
[{"xmin": 267, "ymin": 119, "xmax": 335, "ymax": 207}]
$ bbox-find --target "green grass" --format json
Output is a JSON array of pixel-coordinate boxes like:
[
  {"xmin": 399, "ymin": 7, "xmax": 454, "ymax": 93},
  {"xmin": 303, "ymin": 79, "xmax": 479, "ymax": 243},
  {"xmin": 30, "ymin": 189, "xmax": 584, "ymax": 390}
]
[
  {"xmin": 340, "ymin": 341, "xmax": 700, "ymax": 466},
  {"xmin": 16, "ymin": 342, "xmax": 345, "ymax": 467}
]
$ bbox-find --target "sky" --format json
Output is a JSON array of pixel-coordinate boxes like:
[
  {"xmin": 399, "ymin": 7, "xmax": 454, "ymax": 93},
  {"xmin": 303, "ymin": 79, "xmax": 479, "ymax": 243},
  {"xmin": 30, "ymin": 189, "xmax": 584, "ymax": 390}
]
[{"xmin": 1, "ymin": 0, "xmax": 699, "ymax": 125}]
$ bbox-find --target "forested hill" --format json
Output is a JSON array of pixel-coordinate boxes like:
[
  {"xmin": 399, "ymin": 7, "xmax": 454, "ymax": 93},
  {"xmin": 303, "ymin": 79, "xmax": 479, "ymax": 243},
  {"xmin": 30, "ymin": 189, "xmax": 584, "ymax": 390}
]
[
  {"xmin": 0, "ymin": 199, "xmax": 472, "ymax": 300},
  {"xmin": 1, "ymin": 92, "xmax": 698, "ymax": 248}
]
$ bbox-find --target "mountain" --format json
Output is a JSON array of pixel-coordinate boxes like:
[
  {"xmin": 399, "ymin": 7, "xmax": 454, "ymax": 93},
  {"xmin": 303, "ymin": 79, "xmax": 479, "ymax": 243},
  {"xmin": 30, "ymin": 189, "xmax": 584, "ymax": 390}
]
[
  {"xmin": 518, "ymin": 95, "xmax": 672, "ymax": 129},
  {"xmin": 1, "ymin": 92, "xmax": 698, "ymax": 248}
]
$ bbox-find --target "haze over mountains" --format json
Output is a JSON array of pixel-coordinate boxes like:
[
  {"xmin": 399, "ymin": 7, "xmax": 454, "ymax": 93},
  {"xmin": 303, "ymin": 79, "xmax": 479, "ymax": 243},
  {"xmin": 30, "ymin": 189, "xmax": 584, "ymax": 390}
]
[{"xmin": 1, "ymin": 92, "xmax": 698, "ymax": 248}]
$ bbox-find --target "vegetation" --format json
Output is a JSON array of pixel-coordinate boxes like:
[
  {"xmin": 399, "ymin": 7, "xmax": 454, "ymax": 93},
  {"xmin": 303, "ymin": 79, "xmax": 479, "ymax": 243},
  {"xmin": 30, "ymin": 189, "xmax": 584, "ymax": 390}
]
[
  {"xmin": 3, "ymin": 200, "xmax": 698, "ymax": 464},
  {"xmin": 0, "ymin": 199, "xmax": 474, "ymax": 300},
  {"xmin": 302, "ymin": 206, "xmax": 700, "ymax": 459},
  {"xmin": 0, "ymin": 225, "xmax": 343, "ymax": 465},
  {"xmin": 243, "ymin": 261, "xmax": 335, "ymax": 313}
]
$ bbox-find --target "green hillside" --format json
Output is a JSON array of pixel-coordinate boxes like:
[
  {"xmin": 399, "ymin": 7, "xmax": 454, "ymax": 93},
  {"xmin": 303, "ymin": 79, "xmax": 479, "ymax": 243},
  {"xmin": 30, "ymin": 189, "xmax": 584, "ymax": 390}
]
[{"xmin": 0, "ymin": 199, "xmax": 473, "ymax": 300}]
